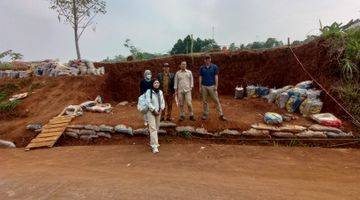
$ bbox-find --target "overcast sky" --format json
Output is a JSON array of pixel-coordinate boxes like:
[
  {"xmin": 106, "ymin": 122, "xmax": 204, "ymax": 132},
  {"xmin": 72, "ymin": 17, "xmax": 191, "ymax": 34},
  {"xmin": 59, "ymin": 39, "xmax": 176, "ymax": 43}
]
[{"xmin": 1, "ymin": 0, "xmax": 359, "ymax": 61}]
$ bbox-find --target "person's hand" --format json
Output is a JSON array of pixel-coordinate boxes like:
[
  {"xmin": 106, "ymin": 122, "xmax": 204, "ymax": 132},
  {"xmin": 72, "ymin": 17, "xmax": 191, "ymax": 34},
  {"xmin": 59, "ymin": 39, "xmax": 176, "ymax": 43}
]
[
  {"xmin": 152, "ymin": 110, "xmax": 160, "ymax": 116},
  {"xmin": 214, "ymin": 85, "xmax": 218, "ymax": 91},
  {"xmin": 199, "ymin": 86, "xmax": 202, "ymax": 93}
]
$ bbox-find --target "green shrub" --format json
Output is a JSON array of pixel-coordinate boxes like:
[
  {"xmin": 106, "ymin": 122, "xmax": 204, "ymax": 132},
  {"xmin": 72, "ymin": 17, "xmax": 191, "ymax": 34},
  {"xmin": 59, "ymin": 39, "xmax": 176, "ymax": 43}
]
[{"xmin": 0, "ymin": 100, "xmax": 21, "ymax": 111}]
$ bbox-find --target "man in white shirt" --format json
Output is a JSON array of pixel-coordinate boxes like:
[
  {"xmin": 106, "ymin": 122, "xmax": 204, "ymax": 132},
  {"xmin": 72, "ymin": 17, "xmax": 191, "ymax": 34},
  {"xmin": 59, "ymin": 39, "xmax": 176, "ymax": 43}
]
[{"xmin": 174, "ymin": 61, "xmax": 195, "ymax": 121}]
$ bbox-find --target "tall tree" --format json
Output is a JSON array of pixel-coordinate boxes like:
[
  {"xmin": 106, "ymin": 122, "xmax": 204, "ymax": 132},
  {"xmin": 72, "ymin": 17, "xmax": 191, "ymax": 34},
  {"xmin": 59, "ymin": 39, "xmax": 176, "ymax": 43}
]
[
  {"xmin": 49, "ymin": 0, "xmax": 106, "ymax": 59},
  {"xmin": 170, "ymin": 35, "xmax": 220, "ymax": 55}
]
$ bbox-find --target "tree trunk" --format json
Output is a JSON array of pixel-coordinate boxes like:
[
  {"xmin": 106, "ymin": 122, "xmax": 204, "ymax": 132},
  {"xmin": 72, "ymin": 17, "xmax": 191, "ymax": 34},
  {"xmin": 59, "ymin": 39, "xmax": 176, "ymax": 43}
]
[{"xmin": 72, "ymin": 0, "xmax": 81, "ymax": 60}]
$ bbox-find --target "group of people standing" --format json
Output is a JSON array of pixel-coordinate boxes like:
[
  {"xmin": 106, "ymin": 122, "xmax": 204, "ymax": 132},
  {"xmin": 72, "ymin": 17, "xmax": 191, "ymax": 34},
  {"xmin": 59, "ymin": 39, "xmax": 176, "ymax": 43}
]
[{"xmin": 139, "ymin": 55, "xmax": 226, "ymax": 153}]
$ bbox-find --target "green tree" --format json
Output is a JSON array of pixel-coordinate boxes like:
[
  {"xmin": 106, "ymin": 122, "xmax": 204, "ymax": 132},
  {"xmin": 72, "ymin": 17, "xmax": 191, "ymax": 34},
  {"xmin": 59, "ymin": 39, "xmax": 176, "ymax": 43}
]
[
  {"xmin": 0, "ymin": 50, "xmax": 23, "ymax": 62},
  {"xmin": 123, "ymin": 39, "xmax": 164, "ymax": 61},
  {"xmin": 170, "ymin": 35, "xmax": 221, "ymax": 55},
  {"xmin": 49, "ymin": 0, "xmax": 106, "ymax": 59},
  {"xmin": 229, "ymin": 43, "xmax": 239, "ymax": 51}
]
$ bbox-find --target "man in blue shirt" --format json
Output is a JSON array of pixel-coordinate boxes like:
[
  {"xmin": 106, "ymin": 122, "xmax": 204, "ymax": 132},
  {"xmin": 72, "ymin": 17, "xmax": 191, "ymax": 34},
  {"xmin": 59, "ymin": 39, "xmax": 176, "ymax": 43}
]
[{"xmin": 199, "ymin": 55, "xmax": 226, "ymax": 121}]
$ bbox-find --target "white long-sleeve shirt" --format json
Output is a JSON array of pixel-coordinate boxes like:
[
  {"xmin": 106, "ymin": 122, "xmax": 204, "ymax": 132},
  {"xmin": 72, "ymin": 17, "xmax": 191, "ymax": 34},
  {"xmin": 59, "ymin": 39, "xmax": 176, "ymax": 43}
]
[
  {"xmin": 145, "ymin": 89, "xmax": 165, "ymax": 112},
  {"xmin": 174, "ymin": 69, "xmax": 194, "ymax": 93}
]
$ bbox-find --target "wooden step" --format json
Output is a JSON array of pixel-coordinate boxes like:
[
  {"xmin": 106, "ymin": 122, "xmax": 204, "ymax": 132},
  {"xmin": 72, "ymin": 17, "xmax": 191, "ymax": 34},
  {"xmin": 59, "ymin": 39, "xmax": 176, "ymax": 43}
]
[
  {"xmin": 36, "ymin": 132, "xmax": 63, "ymax": 138},
  {"xmin": 43, "ymin": 123, "xmax": 70, "ymax": 129},
  {"xmin": 41, "ymin": 127, "xmax": 67, "ymax": 133},
  {"xmin": 30, "ymin": 136, "xmax": 60, "ymax": 143},
  {"xmin": 25, "ymin": 115, "xmax": 73, "ymax": 151}
]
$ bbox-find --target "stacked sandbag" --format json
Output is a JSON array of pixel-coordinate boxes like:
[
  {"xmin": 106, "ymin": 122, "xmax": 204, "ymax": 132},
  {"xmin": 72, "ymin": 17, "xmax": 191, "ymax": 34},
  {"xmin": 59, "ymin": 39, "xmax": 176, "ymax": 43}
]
[
  {"xmin": 64, "ymin": 124, "xmax": 114, "ymax": 140},
  {"xmin": 309, "ymin": 124, "xmax": 353, "ymax": 138},
  {"xmin": 242, "ymin": 128, "xmax": 270, "ymax": 137},
  {"xmin": 114, "ymin": 124, "xmax": 133, "ymax": 135}
]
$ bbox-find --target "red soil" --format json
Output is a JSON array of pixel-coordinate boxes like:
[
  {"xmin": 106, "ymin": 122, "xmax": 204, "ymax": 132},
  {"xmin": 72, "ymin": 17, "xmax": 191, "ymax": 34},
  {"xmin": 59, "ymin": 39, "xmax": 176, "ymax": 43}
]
[{"xmin": 97, "ymin": 38, "xmax": 343, "ymax": 115}]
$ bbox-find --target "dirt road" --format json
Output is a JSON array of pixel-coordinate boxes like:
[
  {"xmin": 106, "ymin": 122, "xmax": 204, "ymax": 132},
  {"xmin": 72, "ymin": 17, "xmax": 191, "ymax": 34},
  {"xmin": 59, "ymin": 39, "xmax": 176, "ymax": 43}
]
[{"xmin": 1, "ymin": 145, "xmax": 360, "ymax": 199}]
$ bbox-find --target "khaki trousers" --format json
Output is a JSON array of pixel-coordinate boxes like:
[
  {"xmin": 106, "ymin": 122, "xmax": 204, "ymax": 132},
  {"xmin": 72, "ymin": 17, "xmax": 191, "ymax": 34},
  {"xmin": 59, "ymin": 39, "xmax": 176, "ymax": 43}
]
[
  {"xmin": 147, "ymin": 111, "xmax": 160, "ymax": 148},
  {"xmin": 178, "ymin": 91, "xmax": 193, "ymax": 117},
  {"xmin": 161, "ymin": 93, "xmax": 174, "ymax": 119},
  {"xmin": 201, "ymin": 85, "xmax": 223, "ymax": 116}
]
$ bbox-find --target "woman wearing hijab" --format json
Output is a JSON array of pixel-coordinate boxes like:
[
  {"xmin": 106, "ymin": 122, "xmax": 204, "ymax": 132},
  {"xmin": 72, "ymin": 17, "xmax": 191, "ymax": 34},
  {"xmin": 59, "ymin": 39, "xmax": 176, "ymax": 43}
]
[
  {"xmin": 140, "ymin": 70, "xmax": 153, "ymax": 95},
  {"xmin": 145, "ymin": 80, "xmax": 165, "ymax": 153},
  {"xmin": 140, "ymin": 70, "xmax": 153, "ymax": 126}
]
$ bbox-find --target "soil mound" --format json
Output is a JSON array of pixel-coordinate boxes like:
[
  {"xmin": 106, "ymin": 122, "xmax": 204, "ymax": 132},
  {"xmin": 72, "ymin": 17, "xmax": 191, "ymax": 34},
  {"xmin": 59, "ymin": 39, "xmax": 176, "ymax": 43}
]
[{"xmin": 98, "ymin": 39, "xmax": 341, "ymax": 114}]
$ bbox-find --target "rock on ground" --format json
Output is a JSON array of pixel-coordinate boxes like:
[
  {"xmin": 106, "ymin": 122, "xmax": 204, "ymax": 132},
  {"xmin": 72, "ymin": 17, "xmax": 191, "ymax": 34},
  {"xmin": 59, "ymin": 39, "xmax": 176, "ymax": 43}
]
[{"xmin": 26, "ymin": 124, "xmax": 42, "ymax": 131}]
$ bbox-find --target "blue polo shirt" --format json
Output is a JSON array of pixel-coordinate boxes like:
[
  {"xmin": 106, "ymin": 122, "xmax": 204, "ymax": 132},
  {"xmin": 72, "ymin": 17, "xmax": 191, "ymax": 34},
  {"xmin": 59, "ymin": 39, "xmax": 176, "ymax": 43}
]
[{"xmin": 199, "ymin": 64, "xmax": 219, "ymax": 86}]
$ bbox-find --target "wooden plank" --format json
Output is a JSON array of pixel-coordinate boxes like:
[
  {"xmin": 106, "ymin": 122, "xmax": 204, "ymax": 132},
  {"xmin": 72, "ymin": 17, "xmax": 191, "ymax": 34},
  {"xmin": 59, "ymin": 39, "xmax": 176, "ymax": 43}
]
[
  {"xmin": 36, "ymin": 132, "xmax": 63, "ymax": 138},
  {"xmin": 43, "ymin": 123, "xmax": 70, "ymax": 129},
  {"xmin": 25, "ymin": 141, "xmax": 54, "ymax": 149},
  {"xmin": 54, "ymin": 115, "xmax": 71, "ymax": 119},
  {"xmin": 49, "ymin": 119, "xmax": 71, "ymax": 124},
  {"xmin": 31, "ymin": 136, "xmax": 60, "ymax": 143},
  {"xmin": 41, "ymin": 127, "xmax": 66, "ymax": 133},
  {"xmin": 47, "ymin": 121, "xmax": 70, "ymax": 126}
]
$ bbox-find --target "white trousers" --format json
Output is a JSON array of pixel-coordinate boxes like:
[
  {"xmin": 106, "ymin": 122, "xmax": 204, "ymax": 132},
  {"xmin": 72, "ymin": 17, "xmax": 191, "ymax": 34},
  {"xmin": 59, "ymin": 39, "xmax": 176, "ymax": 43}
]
[{"xmin": 146, "ymin": 111, "xmax": 161, "ymax": 148}]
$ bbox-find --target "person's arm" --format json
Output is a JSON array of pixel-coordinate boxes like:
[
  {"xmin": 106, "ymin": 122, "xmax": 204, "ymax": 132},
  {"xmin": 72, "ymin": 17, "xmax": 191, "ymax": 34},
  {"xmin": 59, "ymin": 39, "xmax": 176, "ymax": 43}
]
[
  {"xmin": 190, "ymin": 71, "xmax": 194, "ymax": 89},
  {"xmin": 214, "ymin": 65, "xmax": 219, "ymax": 91},
  {"xmin": 215, "ymin": 74, "xmax": 219, "ymax": 91},
  {"xmin": 160, "ymin": 91, "xmax": 165, "ymax": 110},
  {"xmin": 174, "ymin": 72, "xmax": 178, "ymax": 94},
  {"xmin": 145, "ymin": 89, "xmax": 155, "ymax": 112}
]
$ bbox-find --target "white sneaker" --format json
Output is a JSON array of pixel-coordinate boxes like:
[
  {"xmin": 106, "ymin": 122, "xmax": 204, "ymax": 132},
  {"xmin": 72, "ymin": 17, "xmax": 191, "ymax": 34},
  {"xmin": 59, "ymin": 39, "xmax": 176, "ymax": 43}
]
[{"xmin": 152, "ymin": 146, "xmax": 159, "ymax": 154}]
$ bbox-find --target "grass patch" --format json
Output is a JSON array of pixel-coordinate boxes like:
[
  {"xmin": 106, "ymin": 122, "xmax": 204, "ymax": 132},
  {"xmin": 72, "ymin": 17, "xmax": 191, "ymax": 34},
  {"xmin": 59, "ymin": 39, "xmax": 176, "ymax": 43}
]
[
  {"xmin": 0, "ymin": 100, "xmax": 21, "ymax": 111},
  {"xmin": 179, "ymin": 131, "xmax": 192, "ymax": 139},
  {"xmin": 0, "ymin": 92, "xmax": 7, "ymax": 101}
]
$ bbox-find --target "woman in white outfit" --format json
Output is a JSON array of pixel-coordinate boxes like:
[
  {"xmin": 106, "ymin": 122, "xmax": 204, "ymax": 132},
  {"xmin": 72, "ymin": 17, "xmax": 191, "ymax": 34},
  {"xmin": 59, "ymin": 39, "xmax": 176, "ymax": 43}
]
[{"xmin": 145, "ymin": 80, "xmax": 165, "ymax": 153}]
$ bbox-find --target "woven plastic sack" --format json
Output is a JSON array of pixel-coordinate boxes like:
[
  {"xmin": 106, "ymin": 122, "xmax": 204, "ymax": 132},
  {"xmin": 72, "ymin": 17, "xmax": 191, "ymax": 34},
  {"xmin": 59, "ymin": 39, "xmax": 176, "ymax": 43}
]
[
  {"xmin": 256, "ymin": 86, "xmax": 270, "ymax": 97},
  {"xmin": 234, "ymin": 86, "xmax": 244, "ymax": 99},
  {"xmin": 286, "ymin": 95, "xmax": 303, "ymax": 113},
  {"xmin": 288, "ymin": 88, "xmax": 307, "ymax": 98},
  {"xmin": 306, "ymin": 89, "xmax": 321, "ymax": 99},
  {"xmin": 295, "ymin": 80, "xmax": 313, "ymax": 89},
  {"xmin": 310, "ymin": 113, "xmax": 342, "ymax": 127},
  {"xmin": 299, "ymin": 98, "xmax": 323, "ymax": 116},
  {"xmin": 246, "ymin": 85, "xmax": 257, "ymax": 98},
  {"xmin": 276, "ymin": 92, "xmax": 290, "ymax": 109},
  {"xmin": 264, "ymin": 112, "xmax": 283, "ymax": 124}
]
